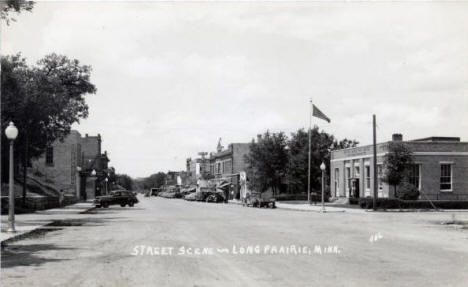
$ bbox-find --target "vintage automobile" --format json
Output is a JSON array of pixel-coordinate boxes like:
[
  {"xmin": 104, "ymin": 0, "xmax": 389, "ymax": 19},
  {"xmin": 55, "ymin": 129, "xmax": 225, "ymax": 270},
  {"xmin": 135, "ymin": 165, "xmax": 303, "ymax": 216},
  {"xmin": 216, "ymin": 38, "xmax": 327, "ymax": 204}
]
[
  {"xmin": 244, "ymin": 192, "xmax": 276, "ymax": 208},
  {"xmin": 94, "ymin": 190, "xmax": 139, "ymax": 208},
  {"xmin": 205, "ymin": 191, "xmax": 225, "ymax": 203}
]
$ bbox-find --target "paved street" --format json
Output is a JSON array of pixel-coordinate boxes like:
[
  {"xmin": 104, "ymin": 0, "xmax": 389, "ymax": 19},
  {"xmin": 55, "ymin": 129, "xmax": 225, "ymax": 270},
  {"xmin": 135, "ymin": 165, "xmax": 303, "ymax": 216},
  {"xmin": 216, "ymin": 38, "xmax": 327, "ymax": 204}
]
[{"xmin": 2, "ymin": 196, "xmax": 468, "ymax": 287}]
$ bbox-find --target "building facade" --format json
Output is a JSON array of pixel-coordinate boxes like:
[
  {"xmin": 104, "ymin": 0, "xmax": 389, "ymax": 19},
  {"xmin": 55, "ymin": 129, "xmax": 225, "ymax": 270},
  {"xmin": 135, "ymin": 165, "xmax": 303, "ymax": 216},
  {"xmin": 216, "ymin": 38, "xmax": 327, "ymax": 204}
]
[
  {"xmin": 30, "ymin": 130, "xmax": 83, "ymax": 195},
  {"xmin": 209, "ymin": 140, "xmax": 250, "ymax": 200},
  {"xmin": 186, "ymin": 156, "xmax": 210, "ymax": 184},
  {"xmin": 31, "ymin": 131, "xmax": 110, "ymax": 201},
  {"xmin": 330, "ymin": 134, "xmax": 468, "ymax": 200}
]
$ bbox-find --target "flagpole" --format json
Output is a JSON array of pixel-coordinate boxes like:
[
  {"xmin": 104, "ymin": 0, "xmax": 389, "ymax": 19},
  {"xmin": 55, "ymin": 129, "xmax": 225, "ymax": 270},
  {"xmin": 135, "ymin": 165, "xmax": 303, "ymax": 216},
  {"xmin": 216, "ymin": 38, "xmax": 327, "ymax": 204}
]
[{"xmin": 308, "ymin": 99, "xmax": 312, "ymax": 205}]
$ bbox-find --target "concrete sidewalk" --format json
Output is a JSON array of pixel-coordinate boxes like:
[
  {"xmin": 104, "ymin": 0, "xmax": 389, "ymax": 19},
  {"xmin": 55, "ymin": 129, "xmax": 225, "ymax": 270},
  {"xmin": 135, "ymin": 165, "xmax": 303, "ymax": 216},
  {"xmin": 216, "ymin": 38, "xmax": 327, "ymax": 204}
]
[
  {"xmin": 228, "ymin": 199, "xmax": 364, "ymax": 213},
  {"xmin": 275, "ymin": 202, "xmax": 365, "ymax": 213},
  {"xmin": 1, "ymin": 201, "xmax": 95, "ymax": 244}
]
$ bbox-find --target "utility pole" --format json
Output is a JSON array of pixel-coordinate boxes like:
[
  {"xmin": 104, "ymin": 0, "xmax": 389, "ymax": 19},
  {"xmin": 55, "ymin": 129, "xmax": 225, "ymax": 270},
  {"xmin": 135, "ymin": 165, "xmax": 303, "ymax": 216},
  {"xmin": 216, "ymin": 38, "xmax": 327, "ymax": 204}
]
[
  {"xmin": 373, "ymin": 115, "xmax": 378, "ymax": 210},
  {"xmin": 307, "ymin": 99, "xmax": 312, "ymax": 205}
]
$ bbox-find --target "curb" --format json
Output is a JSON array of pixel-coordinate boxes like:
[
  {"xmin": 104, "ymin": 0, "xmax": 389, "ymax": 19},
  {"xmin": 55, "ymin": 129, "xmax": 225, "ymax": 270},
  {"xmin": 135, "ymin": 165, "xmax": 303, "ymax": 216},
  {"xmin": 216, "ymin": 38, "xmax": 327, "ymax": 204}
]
[{"xmin": 1, "ymin": 204, "xmax": 96, "ymax": 247}]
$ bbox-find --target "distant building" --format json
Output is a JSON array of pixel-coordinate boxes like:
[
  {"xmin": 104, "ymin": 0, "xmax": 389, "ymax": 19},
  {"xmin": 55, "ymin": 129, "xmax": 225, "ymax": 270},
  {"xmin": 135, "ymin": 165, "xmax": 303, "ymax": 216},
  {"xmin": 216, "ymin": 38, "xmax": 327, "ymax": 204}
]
[
  {"xmin": 330, "ymin": 134, "xmax": 468, "ymax": 200},
  {"xmin": 209, "ymin": 139, "xmax": 251, "ymax": 200},
  {"xmin": 30, "ymin": 131, "xmax": 111, "ymax": 201},
  {"xmin": 186, "ymin": 154, "xmax": 210, "ymax": 184},
  {"xmin": 166, "ymin": 170, "xmax": 189, "ymax": 186}
]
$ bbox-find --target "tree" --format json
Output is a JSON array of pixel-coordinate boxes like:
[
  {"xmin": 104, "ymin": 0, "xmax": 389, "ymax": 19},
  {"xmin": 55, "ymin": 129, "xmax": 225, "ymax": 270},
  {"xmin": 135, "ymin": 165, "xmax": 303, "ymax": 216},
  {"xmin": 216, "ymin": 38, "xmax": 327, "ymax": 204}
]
[
  {"xmin": 1, "ymin": 53, "xmax": 96, "ymax": 202},
  {"xmin": 1, "ymin": 0, "xmax": 34, "ymax": 25},
  {"xmin": 382, "ymin": 142, "xmax": 413, "ymax": 197},
  {"xmin": 140, "ymin": 172, "xmax": 166, "ymax": 189},
  {"xmin": 244, "ymin": 131, "xmax": 289, "ymax": 196},
  {"xmin": 286, "ymin": 127, "xmax": 358, "ymax": 195},
  {"xmin": 115, "ymin": 174, "xmax": 134, "ymax": 191}
]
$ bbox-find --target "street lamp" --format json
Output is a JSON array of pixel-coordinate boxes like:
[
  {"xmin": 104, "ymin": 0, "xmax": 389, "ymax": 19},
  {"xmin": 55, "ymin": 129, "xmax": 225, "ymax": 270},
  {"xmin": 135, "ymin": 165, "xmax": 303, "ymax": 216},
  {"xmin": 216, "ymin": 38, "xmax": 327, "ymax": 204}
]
[
  {"xmin": 91, "ymin": 169, "xmax": 96, "ymax": 177},
  {"xmin": 284, "ymin": 146, "xmax": 291, "ymax": 194},
  {"xmin": 320, "ymin": 162, "xmax": 326, "ymax": 213},
  {"xmin": 105, "ymin": 177, "xmax": 108, "ymax": 195},
  {"xmin": 5, "ymin": 122, "xmax": 19, "ymax": 232}
]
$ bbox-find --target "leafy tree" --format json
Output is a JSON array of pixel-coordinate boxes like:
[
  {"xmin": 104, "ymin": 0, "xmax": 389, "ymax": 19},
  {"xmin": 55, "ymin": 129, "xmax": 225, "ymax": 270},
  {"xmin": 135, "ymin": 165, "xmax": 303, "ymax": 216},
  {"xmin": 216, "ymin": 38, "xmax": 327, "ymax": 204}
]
[
  {"xmin": 286, "ymin": 127, "xmax": 358, "ymax": 195},
  {"xmin": 382, "ymin": 142, "xmax": 413, "ymax": 197},
  {"xmin": 141, "ymin": 172, "xmax": 166, "ymax": 189},
  {"xmin": 1, "ymin": 53, "xmax": 96, "ymax": 202},
  {"xmin": 0, "ymin": 0, "xmax": 34, "ymax": 24},
  {"xmin": 244, "ymin": 131, "xmax": 289, "ymax": 196},
  {"xmin": 115, "ymin": 174, "xmax": 134, "ymax": 191}
]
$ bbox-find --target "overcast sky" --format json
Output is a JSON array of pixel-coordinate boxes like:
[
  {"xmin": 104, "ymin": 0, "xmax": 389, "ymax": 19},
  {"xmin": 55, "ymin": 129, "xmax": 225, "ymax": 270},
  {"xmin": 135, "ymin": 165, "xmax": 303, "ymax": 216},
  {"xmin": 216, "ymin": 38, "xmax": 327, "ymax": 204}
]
[{"xmin": 3, "ymin": 1, "xmax": 468, "ymax": 177}]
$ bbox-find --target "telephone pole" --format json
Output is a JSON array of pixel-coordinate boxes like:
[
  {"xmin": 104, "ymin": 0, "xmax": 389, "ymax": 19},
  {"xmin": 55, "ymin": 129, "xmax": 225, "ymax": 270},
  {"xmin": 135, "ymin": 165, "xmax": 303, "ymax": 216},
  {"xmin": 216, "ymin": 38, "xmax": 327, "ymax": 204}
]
[{"xmin": 373, "ymin": 115, "xmax": 378, "ymax": 210}]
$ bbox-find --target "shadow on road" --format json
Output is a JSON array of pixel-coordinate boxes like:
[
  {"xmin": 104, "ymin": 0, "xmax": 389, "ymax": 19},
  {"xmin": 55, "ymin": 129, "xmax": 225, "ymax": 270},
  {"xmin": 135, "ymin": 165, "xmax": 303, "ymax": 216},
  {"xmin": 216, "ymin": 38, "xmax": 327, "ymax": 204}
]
[{"xmin": 1, "ymin": 243, "xmax": 75, "ymax": 268}]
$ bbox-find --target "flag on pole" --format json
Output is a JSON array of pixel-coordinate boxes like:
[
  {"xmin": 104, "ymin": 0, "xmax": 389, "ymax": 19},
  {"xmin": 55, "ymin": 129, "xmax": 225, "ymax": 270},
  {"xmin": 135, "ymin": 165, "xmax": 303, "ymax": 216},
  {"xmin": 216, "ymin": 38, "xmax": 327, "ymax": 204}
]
[{"xmin": 312, "ymin": 104, "xmax": 331, "ymax": 123}]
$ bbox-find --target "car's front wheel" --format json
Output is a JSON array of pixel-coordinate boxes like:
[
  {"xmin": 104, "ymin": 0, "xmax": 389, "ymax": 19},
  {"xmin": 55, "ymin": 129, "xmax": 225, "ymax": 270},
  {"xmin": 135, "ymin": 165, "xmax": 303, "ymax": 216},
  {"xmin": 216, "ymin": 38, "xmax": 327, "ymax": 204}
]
[
  {"xmin": 102, "ymin": 202, "xmax": 109, "ymax": 208},
  {"xmin": 120, "ymin": 203, "xmax": 126, "ymax": 207},
  {"xmin": 128, "ymin": 202, "xmax": 134, "ymax": 207}
]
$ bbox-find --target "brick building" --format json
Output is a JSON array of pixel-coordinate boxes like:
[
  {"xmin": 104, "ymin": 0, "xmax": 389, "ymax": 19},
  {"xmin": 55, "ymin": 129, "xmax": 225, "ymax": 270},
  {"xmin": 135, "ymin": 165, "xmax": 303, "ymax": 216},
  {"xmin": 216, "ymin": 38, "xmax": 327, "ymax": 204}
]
[
  {"xmin": 31, "ymin": 131, "xmax": 110, "ymax": 201},
  {"xmin": 330, "ymin": 134, "xmax": 468, "ymax": 200},
  {"xmin": 209, "ymin": 139, "xmax": 250, "ymax": 200},
  {"xmin": 30, "ymin": 130, "xmax": 82, "ymax": 195}
]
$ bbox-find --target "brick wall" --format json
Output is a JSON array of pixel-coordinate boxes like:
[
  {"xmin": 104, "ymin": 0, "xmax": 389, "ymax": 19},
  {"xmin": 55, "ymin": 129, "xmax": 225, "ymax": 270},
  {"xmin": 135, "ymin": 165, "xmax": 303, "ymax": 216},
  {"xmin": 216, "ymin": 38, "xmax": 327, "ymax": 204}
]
[{"xmin": 31, "ymin": 131, "xmax": 81, "ymax": 194}]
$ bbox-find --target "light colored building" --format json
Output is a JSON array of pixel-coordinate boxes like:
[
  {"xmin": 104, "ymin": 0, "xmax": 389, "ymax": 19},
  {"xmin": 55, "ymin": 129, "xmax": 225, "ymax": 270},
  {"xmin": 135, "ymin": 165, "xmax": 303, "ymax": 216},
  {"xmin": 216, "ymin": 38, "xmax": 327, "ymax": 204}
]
[
  {"xmin": 330, "ymin": 134, "xmax": 468, "ymax": 200},
  {"xmin": 30, "ymin": 131, "xmax": 110, "ymax": 201}
]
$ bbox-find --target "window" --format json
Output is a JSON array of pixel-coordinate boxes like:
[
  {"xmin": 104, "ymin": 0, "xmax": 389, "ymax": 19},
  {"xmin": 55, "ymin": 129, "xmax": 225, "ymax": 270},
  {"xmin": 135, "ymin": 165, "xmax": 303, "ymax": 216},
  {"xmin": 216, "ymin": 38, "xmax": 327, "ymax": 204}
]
[
  {"xmin": 377, "ymin": 165, "xmax": 383, "ymax": 191},
  {"xmin": 217, "ymin": 162, "xmax": 221, "ymax": 174},
  {"xmin": 46, "ymin": 147, "xmax": 54, "ymax": 166},
  {"xmin": 354, "ymin": 166, "xmax": 360, "ymax": 178},
  {"xmin": 440, "ymin": 164, "xmax": 452, "ymax": 191},
  {"xmin": 334, "ymin": 168, "xmax": 340, "ymax": 196},
  {"xmin": 408, "ymin": 164, "xmax": 421, "ymax": 190},
  {"xmin": 365, "ymin": 165, "xmax": 371, "ymax": 190}
]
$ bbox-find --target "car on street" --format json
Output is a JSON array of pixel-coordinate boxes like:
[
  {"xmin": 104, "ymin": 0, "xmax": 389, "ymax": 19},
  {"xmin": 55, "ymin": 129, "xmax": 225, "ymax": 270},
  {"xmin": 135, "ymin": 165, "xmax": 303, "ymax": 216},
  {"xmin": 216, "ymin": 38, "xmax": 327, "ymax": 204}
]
[
  {"xmin": 94, "ymin": 190, "xmax": 139, "ymax": 208},
  {"xmin": 244, "ymin": 192, "xmax": 276, "ymax": 208}
]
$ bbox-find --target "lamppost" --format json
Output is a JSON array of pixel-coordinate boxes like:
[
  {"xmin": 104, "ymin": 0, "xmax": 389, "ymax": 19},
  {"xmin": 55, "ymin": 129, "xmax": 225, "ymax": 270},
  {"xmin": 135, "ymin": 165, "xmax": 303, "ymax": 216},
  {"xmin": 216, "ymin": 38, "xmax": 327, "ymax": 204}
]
[
  {"xmin": 284, "ymin": 146, "xmax": 290, "ymax": 195},
  {"xmin": 5, "ymin": 122, "xmax": 19, "ymax": 232},
  {"xmin": 105, "ymin": 177, "xmax": 108, "ymax": 195},
  {"xmin": 320, "ymin": 162, "xmax": 326, "ymax": 213}
]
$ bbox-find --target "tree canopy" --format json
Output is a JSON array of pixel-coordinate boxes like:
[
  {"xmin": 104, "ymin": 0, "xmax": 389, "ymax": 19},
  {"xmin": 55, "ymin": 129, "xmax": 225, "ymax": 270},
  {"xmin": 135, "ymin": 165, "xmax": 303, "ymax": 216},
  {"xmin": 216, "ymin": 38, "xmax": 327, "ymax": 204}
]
[
  {"xmin": 0, "ymin": 0, "xmax": 34, "ymax": 24},
  {"xmin": 382, "ymin": 142, "xmax": 413, "ymax": 196},
  {"xmin": 245, "ymin": 131, "xmax": 289, "ymax": 195},
  {"xmin": 1, "ymin": 53, "xmax": 96, "ymax": 180},
  {"xmin": 286, "ymin": 127, "xmax": 358, "ymax": 194}
]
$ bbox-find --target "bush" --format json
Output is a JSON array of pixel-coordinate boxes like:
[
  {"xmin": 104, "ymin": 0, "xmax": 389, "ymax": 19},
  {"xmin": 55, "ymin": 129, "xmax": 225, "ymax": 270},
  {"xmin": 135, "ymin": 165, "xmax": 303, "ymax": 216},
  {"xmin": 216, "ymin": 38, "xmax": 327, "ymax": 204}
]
[
  {"xmin": 357, "ymin": 198, "xmax": 468, "ymax": 210},
  {"xmin": 396, "ymin": 182, "xmax": 420, "ymax": 200},
  {"xmin": 358, "ymin": 197, "xmax": 402, "ymax": 209},
  {"xmin": 275, "ymin": 193, "xmax": 307, "ymax": 201},
  {"xmin": 349, "ymin": 198, "xmax": 359, "ymax": 205}
]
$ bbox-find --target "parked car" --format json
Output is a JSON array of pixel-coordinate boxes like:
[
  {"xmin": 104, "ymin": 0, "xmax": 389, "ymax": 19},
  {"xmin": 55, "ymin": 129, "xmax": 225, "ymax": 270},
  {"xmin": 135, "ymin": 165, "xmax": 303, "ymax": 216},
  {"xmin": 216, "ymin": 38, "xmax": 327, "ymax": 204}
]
[
  {"xmin": 94, "ymin": 190, "xmax": 139, "ymax": 208},
  {"xmin": 205, "ymin": 192, "xmax": 225, "ymax": 203},
  {"xmin": 244, "ymin": 192, "xmax": 276, "ymax": 208},
  {"xmin": 184, "ymin": 192, "xmax": 198, "ymax": 201}
]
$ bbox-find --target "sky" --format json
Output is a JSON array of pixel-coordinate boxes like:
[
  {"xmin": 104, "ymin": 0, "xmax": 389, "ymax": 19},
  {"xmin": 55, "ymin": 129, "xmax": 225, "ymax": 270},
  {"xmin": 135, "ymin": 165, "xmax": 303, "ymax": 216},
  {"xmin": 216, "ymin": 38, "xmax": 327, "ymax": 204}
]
[{"xmin": 2, "ymin": 1, "xmax": 468, "ymax": 178}]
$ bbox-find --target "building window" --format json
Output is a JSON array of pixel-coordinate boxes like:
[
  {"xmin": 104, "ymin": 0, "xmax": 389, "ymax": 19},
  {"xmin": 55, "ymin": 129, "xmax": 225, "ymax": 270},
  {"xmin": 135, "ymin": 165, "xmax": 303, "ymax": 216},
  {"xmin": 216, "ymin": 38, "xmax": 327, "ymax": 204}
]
[
  {"xmin": 46, "ymin": 147, "xmax": 54, "ymax": 166},
  {"xmin": 408, "ymin": 164, "xmax": 421, "ymax": 190},
  {"xmin": 217, "ymin": 162, "xmax": 221, "ymax": 175},
  {"xmin": 440, "ymin": 164, "xmax": 452, "ymax": 191},
  {"xmin": 377, "ymin": 164, "xmax": 383, "ymax": 191},
  {"xmin": 365, "ymin": 165, "xmax": 371, "ymax": 191},
  {"xmin": 354, "ymin": 166, "xmax": 360, "ymax": 178},
  {"xmin": 334, "ymin": 168, "xmax": 340, "ymax": 196}
]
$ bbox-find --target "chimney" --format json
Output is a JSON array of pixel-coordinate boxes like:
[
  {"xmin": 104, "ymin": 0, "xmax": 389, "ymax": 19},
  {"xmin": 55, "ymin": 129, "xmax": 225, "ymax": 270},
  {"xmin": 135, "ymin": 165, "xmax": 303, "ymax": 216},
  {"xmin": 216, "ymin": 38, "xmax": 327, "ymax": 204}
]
[{"xmin": 392, "ymin": 134, "xmax": 403, "ymax": 142}]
